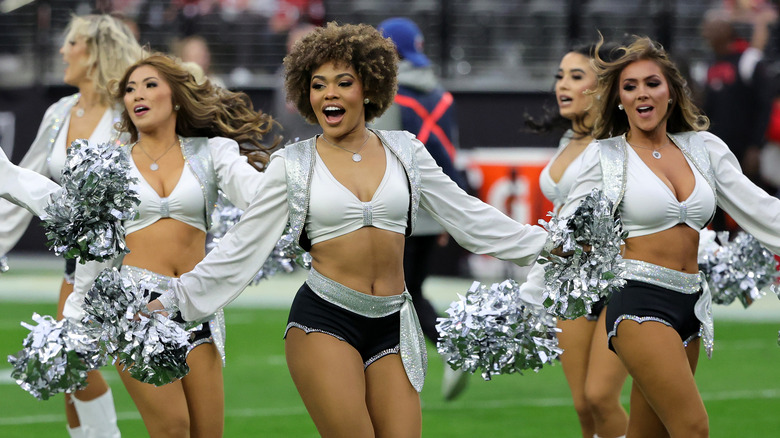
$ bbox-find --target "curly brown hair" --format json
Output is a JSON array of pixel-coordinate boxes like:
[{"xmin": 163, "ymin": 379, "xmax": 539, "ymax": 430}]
[
  {"xmin": 111, "ymin": 54, "xmax": 279, "ymax": 169},
  {"xmin": 283, "ymin": 21, "xmax": 398, "ymax": 124},
  {"xmin": 591, "ymin": 35, "xmax": 709, "ymax": 140}
]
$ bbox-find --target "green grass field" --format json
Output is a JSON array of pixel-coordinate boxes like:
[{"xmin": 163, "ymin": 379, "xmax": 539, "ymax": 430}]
[{"xmin": 1, "ymin": 266, "xmax": 779, "ymax": 437}]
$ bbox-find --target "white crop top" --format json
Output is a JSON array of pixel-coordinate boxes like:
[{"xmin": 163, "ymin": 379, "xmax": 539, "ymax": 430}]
[
  {"xmin": 48, "ymin": 109, "xmax": 115, "ymax": 183},
  {"xmin": 125, "ymin": 149, "xmax": 207, "ymax": 235},
  {"xmin": 620, "ymin": 147, "xmax": 716, "ymax": 238},
  {"xmin": 539, "ymin": 131, "xmax": 590, "ymax": 212},
  {"xmin": 306, "ymin": 144, "xmax": 409, "ymax": 244}
]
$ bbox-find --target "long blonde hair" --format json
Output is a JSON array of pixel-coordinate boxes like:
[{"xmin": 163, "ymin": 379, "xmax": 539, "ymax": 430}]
[
  {"xmin": 590, "ymin": 35, "xmax": 709, "ymax": 139},
  {"xmin": 64, "ymin": 14, "xmax": 143, "ymax": 105}
]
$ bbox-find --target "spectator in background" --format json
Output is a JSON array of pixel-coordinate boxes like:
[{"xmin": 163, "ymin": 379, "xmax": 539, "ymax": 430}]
[
  {"xmin": 700, "ymin": 7, "xmax": 777, "ymax": 185},
  {"xmin": 173, "ymin": 34, "xmax": 226, "ymax": 87},
  {"xmin": 269, "ymin": 0, "xmax": 325, "ymax": 34},
  {"xmin": 271, "ymin": 23, "xmax": 322, "ymax": 144},
  {"xmin": 374, "ymin": 17, "xmax": 470, "ymax": 402}
]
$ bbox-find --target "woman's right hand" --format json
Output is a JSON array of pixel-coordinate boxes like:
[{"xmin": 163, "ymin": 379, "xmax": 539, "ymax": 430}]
[{"xmin": 146, "ymin": 299, "xmax": 168, "ymax": 317}]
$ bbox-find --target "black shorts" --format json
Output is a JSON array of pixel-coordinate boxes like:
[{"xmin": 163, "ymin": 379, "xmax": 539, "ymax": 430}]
[
  {"xmin": 606, "ymin": 280, "xmax": 701, "ymax": 352},
  {"xmin": 285, "ymin": 282, "xmax": 400, "ymax": 368},
  {"xmin": 64, "ymin": 257, "xmax": 77, "ymax": 284},
  {"xmin": 585, "ymin": 297, "xmax": 607, "ymax": 321}
]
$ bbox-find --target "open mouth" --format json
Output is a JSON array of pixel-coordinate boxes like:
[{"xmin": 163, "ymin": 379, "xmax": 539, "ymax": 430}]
[
  {"xmin": 133, "ymin": 105, "xmax": 149, "ymax": 116},
  {"xmin": 637, "ymin": 105, "xmax": 653, "ymax": 114},
  {"xmin": 323, "ymin": 105, "xmax": 345, "ymax": 122}
]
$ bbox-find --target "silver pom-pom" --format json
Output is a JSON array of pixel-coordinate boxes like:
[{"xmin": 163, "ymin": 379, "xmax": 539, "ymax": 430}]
[
  {"xmin": 0, "ymin": 255, "xmax": 8, "ymax": 274},
  {"xmin": 699, "ymin": 231, "xmax": 779, "ymax": 308},
  {"xmin": 83, "ymin": 268, "xmax": 190, "ymax": 386},
  {"xmin": 537, "ymin": 189, "xmax": 627, "ymax": 319},
  {"xmin": 43, "ymin": 139, "xmax": 139, "ymax": 262},
  {"xmin": 436, "ymin": 279, "xmax": 561, "ymax": 381},
  {"xmin": 209, "ymin": 194, "xmax": 311, "ymax": 284},
  {"xmin": 7, "ymin": 313, "xmax": 105, "ymax": 400}
]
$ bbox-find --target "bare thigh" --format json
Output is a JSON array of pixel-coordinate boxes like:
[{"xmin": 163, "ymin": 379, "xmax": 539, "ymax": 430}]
[
  {"xmin": 557, "ymin": 317, "xmax": 597, "ymax": 400},
  {"xmin": 364, "ymin": 353, "xmax": 421, "ymax": 438},
  {"xmin": 180, "ymin": 343, "xmax": 224, "ymax": 438},
  {"xmin": 612, "ymin": 320, "xmax": 708, "ymax": 438},
  {"xmin": 117, "ymin": 363, "xmax": 190, "ymax": 437},
  {"xmin": 584, "ymin": 310, "xmax": 629, "ymax": 436},
  {"xmin": 285, "ymin": 328, "xmax": 375, "ymax": 438}
]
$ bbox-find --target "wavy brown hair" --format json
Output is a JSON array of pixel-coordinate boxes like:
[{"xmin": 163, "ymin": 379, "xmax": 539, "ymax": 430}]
[
  {"xmin": 283, "ymin": 21, "xmax": 398, "ymax": 124},
  {"xmin": 591, "ymin": 35, "xmax": 709, "ymax": 139},
  {"xmin": 111, "ymin": 54, "xmax": 278, "ymax": 169}
]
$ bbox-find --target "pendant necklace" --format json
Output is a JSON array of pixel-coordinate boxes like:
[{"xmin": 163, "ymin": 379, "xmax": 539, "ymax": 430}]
[
  {"xmin": 320, "ymin": 130, "xmax": 371, "ymax": 162},
  {"xmin": 628, "ymin": 140, "xmax": 667, "ymax": 159},
  {"xmin": 136, "ymin": 137, "xmax": 180, "ymax": 171}
]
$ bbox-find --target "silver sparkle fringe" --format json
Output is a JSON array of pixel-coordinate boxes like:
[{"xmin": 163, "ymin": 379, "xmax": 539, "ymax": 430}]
[
  {"xmin": 537, "ymin": 189, "xmax": 627, "ymax": 319},
  {"xmin": 83, "ymin": 268, "xmax": 190, "ymax": 386},
  {"xmin": 436, "ymin": 279, "xmax": 561, "ymax": 381},
  {"xmin": 209, "ymin": 193, "xmax": 311, "ymax": 283},
  {"xmin": 698, "ymin": 230, "xmax": 779, "ymax": 308},
  {"xmin": 7, "ymin": 313, "xmax": 105, "ymax": 400},
  {"xmin": 42, "ymin": 139, "xmax": 139, "ymax": 263},
  {"xmin": 0, "ymin": 255, "xmax": 8, "ymax": 274}
]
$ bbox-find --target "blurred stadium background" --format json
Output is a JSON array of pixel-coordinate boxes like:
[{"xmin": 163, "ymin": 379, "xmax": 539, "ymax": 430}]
[
  {"xmin": 4, "ymin": 0, "xmax": 779, "ymax": 273},
  {"xmin": 1, "ymin": 2, "xmax": 780, "ymax": 436}
]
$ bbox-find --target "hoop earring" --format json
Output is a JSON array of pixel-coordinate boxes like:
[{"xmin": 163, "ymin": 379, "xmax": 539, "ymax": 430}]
[{"xmin": 617, "ymin": 103, "xmax": 624, "ymax": 111}]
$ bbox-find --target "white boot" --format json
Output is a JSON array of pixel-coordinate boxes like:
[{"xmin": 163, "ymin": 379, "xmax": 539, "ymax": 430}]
[
  {"xmin": 71, "ymin": 388, "xmax": 121, "ymax": 438},
  {"xmin": 67, "ymin": 426, "xmax": 85, "ymax": 438}
]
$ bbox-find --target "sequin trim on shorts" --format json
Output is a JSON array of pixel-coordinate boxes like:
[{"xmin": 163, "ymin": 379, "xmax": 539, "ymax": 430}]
[
  {"xmin": 364, "ymin": 345, "xmax": 400, "ymax": 369},
  {"xmin": 284, "ymin": 321, "xmax": 346, "ymax": 343},
  {"xmin": 607, "ymin": 314, "xmax": 672, "ymax": 344}
]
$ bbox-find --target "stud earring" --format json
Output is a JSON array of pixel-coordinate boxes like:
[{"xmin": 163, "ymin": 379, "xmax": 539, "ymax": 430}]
[
  {"xmin": 668, "ymin": 98, "xmax": 673, "ymax": 104},
  {"xmin": 364, "ymin": 98, "xmax": 370, "ymax": 105},
  {"xmin": 174, "ymin": 104, "xmax": 180, "ymax": 111},
  {"xmin": 617, "ymin": 103, "xmax": 624, "ymax": 110}
]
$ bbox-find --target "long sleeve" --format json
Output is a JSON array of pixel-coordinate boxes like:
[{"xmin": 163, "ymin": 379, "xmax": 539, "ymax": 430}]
[
  {"xmin": 208, "ymin": 137, "xmax": 266, "ymax": 209},
  {"xmin": 0, "ymin": 147, "xmax": 61, "ymax": 221},
  {"xmin": 702, "ymin": 131, "xmax": 780, "ymax": 253},
  {"xmin": 557, "ymin": 145, "xmax": 604, "ymax": 218},
  {"xmin": 413, "ymin": 133, "xmax": 548, "ymax": 266},
  {"xmin": 160, "ymin": 154, "xmax": 290, "ymax": 321},
  {"xmin": 0, "ymin": 105, "xmax": 58, "ymax": 255},
  {"xmin": 518, "ymin": 261, "xmax": 547, "ymax": 307}
]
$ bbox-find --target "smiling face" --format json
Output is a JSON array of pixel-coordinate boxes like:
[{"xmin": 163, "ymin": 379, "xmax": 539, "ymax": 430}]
[
  {"xmin": 123, "ymin": 65, "xmax": 177, "ymax": 135},
  {"xmin": 59, "ymin": 33, "xmax": 91, "ymax": 87},
  {"xmin": 618, "ymin": 59, "xmax": 671, "ymax": 135},
  {"xmin": 555, "ymin": 52, "xmax": 597, "ymax": 122},
  {"xmin": 309, "ymin": 61, "xmax": 366, "ymax": 140}
]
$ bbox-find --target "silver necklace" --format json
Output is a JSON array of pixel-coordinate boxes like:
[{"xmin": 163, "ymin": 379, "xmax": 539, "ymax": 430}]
[
  {"xmin": 136, "ymin": 137, "xmax": 180, "ymax": 171},
  {"xmin": 320, "ymin": 130, "xmax": 371, "ymax": 162},
  {"xmin": 629, "ymin": 141, "xmax": 668, "ymax": 159}
]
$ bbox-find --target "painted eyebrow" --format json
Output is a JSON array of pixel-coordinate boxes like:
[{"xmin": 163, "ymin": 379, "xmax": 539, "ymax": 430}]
[
  {"xmin": 311, "ymin": 72, "xmax": 356, "ymax": 81},
  {"xmin": 622, "ymin": 74, "xmax": 662, "ymax": 83},
  {"xmin": 127, "ymin": 76, "xmax": 158, "ymax": 85}
]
